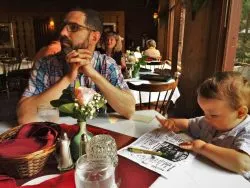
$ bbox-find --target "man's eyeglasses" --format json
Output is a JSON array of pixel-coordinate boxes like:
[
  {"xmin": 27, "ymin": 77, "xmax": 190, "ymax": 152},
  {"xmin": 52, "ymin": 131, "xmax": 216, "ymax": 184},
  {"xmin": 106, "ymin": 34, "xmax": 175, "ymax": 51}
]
[{"xmin": 61, "ymin": 22, "xmax": 95, "ymax": 32}]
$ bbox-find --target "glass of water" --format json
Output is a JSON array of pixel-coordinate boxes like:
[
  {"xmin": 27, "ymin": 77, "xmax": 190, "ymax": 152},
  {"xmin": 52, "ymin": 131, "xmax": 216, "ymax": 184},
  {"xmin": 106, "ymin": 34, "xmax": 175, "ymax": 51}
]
[
  {"xmin": 37, "ymin": 105, "xmax": 59, "ymax": 122},
  {"xmin": 75, "ymin": 154, "xmax": 116, "ymax": 188}
]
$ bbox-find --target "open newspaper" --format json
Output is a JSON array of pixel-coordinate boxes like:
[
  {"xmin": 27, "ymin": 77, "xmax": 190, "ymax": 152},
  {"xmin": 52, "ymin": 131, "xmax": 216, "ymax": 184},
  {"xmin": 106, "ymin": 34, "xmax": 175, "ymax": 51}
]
[{"xmin": 118, "ymin": 128, "xmax": 196, "ymax": 178}]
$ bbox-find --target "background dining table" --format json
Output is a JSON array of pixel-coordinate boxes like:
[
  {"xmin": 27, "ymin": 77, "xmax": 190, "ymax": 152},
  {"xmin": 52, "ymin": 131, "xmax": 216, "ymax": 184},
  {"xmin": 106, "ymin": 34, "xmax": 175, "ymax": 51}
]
[{"xmin": 1, "ymin": 110, "xmax": 249, "ymax": 187}]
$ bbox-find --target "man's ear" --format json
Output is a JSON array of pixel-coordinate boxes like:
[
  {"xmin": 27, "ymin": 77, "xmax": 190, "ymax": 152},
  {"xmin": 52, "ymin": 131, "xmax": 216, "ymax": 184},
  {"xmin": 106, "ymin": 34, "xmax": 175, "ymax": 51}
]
[{"xmin": 237, "ymin": 105, "xmax": 248, "ymax": 118}]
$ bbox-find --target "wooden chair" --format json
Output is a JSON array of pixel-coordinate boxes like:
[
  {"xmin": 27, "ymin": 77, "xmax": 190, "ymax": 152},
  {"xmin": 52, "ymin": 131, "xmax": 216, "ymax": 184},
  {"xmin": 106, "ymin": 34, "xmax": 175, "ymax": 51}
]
[
  {"xmin": 127, "ymin": 73, "xmax": 179, "ymax": 116},
  {"xmin": 0, "ymin": 56, "xmax": 23, "ymax": 98}
]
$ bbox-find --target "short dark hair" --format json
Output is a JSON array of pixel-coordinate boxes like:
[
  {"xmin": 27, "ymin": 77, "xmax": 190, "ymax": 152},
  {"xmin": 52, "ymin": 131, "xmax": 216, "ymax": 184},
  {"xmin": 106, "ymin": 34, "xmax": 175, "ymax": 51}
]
[
  {"xmin": 69, "ymin": 8, "xmax": 103, "ymax": 34},
  {"xmin": 197, "ymin": 71, "xmax": 250, "ymax": 110}
]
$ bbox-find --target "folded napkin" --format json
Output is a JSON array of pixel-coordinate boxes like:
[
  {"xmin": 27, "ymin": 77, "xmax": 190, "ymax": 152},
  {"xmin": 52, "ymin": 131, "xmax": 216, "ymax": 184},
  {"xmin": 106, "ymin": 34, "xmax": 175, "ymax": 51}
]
[{"xmin": 0, "ymin": 122, "xmax": 59, "ymax": 158}]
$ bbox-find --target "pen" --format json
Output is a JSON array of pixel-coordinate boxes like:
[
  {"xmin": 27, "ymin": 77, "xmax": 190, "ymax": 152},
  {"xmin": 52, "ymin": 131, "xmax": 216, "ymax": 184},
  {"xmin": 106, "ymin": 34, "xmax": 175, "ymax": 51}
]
[{"xmin": 127, "ymin": 147, "xmax": 163, "ymax": 157}]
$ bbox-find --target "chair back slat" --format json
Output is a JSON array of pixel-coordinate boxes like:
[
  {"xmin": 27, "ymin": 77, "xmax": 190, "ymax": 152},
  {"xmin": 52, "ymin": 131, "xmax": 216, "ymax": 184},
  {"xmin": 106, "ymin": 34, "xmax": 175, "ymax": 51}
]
[
  {"xmin": 139, "ymin": 91, "xmax": 142, "ymax": 110},
  {"xmin": 155, "ymin": 92, "xmax": 161, "ymax": 110},
  {"xmin": 159, "ymin": 91, "xmax": 169, "ymax": 114}
]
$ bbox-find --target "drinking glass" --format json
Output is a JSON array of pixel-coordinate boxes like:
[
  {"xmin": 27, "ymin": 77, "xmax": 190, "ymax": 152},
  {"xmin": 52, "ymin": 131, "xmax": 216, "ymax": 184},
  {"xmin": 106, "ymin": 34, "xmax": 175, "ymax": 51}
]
[
  {"xmin": 75, "ymin": 154, "xmax": 116, "ymax": 188},
  {"xmin": 37, "ymin": 105, "xmax": 59, "ymax": 122},
  {"xmin": 86, "ymin": 134, "xmax": 121, "ymax": 187}
]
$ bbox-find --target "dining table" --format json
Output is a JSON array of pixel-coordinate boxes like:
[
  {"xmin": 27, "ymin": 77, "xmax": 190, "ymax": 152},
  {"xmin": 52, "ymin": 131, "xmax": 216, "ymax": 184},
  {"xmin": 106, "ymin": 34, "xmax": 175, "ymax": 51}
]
[
  {"xmin": 124, "ymin": 63, "xmax": 180, "ymax": 106},
  {"xmin": 0, "ymin": 57, "xmax": 33, "ymax": 75},
  {"xmin": 0, "ymin": 110, "xmax": 249, "ymax": 188}
]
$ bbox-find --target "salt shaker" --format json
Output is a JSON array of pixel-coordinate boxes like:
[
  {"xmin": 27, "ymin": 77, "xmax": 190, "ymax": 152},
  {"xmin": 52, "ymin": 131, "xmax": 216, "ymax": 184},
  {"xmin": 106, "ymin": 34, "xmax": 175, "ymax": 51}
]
[
  {"xmin": 79, "ymin": 133, "xmax": 89, "ymax": 157},
  {"xmin": 57, "ymin": 132, "xmax": 74, "ymax": 171}
]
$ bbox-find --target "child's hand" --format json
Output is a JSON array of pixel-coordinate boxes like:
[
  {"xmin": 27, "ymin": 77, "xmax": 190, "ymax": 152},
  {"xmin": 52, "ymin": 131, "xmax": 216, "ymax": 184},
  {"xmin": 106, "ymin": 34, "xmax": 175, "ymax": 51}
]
[
  {"xmin": 156, "ymin": 116, "xmax": 181, "ymax": 132},
  {"xmin": 179, "ymin": 139, "xmax": 206, "ymax": 153}
]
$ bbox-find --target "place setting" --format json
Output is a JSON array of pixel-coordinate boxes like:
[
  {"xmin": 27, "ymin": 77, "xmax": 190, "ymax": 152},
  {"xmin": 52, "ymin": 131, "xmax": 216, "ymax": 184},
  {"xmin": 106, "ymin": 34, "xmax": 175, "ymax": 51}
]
[
  {"xmin": 0, "ymin": 122, "xmax": 121, "ymax": 188},
  {"xmin": 0, "ymin": 86, "xmax": 121, "ymax": 188}
]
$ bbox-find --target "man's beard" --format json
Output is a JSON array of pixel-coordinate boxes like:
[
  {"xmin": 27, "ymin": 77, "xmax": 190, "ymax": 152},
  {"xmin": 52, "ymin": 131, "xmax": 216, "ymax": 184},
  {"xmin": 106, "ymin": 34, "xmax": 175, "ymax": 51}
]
[
  {"xmin": 59, "ymin": 35, "xmax": 90, "ymax": 56},
  {"xmin": 60, "ymin": 36, "xmax": 73, "ymax": 55}
]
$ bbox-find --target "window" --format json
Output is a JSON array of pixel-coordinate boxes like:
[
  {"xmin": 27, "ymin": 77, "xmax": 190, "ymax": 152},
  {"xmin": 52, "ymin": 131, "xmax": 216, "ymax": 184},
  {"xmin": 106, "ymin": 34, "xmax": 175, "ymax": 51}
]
[{"xmin": 0, "ymin": 23, "xmax": 14, "ymax": 48}]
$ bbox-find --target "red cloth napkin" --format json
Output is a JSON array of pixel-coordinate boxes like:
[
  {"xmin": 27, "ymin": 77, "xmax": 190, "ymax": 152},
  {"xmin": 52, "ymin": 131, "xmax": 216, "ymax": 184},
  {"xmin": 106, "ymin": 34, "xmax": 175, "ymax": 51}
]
[{"xmin": 0, "ymin": 122, "xmax": 58, "ymax": 158}]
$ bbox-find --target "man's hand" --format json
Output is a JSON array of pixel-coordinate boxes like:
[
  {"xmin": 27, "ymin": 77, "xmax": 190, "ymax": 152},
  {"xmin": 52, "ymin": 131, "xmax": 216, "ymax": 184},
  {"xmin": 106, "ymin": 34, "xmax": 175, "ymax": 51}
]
[
  {"xmin": 64, "ymin": 50, "xmax": 81, "ymax": 82},
  {"xmin": 179, "ymin": 139, "xmax": 207, "ymax": 153},
  {"xmin": 65, "ymin": 49, "xmax": 96, "ymax": 78}
]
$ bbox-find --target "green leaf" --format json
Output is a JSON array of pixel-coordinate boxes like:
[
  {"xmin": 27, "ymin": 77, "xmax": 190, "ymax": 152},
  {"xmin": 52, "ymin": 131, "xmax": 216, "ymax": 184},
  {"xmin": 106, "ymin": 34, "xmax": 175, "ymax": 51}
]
[
  {"xmin": 61, "ymin": 89, "xmax": 74, "ymax": 100},
  {"xmin": 138, "ymin": 55, "xmax": 147, "ymax": 65},
  {"xmin": 50, "ymin": 99, "xmax": 73, "ymax": 107},
  {"xmin": 58, "ymin": 103, "xmax": 75, "ymax": 114}
]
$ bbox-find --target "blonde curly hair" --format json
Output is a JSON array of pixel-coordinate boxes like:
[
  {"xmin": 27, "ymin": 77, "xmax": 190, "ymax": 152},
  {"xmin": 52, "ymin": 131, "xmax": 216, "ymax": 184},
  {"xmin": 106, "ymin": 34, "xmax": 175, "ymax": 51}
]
[{"xmin": 101, "ymin": 31, "xmax": 123, "ymax": 52}]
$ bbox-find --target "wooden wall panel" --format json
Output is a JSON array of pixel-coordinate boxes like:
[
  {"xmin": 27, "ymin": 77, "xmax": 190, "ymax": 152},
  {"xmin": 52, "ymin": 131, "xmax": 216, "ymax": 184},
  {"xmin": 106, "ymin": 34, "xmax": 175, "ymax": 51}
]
[
  {"xmin": 0, "ymin": 14, "xmax": 36, "ymax": 58},
  {"xmin": 101, "ymin": 11, "xmax": 125, "ymax": 52},
  {"xmin": 0, "ymin": 11, "xmax": 125, "ymax": 57}
]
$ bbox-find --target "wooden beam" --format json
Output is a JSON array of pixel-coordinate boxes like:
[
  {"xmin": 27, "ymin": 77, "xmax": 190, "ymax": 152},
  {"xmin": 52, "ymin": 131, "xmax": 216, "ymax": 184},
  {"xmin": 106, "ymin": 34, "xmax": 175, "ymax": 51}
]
[
  {"xmin": 223, "ymin": 0, "xmax": 242, "ymax": 71},
  {"xmin": 171, "ymin": 0, "xmax": 182, "ymax": 74}
]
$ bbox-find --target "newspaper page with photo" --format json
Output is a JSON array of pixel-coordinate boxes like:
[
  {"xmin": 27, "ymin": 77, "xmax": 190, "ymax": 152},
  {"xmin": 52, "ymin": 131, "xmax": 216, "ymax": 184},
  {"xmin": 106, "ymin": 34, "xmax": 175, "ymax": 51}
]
[{"xmin": 118, "ymin": 128, "xmax": 196, "ymax": 178}]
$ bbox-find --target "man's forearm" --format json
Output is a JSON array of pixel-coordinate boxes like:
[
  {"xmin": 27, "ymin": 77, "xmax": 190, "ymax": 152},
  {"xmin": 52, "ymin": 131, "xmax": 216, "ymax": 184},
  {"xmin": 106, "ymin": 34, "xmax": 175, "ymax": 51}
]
[
  {"xmin": 17, "ymin": 76, "xmax": 72, "ymax": 124},
  {"xmin": 91, "ymin": 72, "xmax": 135, "ymax": 119}
]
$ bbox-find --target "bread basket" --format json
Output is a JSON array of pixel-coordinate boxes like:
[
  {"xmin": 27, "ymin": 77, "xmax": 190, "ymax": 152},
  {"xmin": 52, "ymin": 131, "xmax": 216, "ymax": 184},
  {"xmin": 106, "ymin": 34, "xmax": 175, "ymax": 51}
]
[{"xmin": 0, "ymin": 125, "xmax": 56, "ymax": 178}]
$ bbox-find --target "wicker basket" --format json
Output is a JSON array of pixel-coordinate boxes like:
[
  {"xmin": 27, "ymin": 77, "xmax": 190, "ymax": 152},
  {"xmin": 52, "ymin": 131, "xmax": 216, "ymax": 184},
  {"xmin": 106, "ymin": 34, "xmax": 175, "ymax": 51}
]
[{"xmin": 0, "ymin": 125, "xmax": 56, "ymax": 178}]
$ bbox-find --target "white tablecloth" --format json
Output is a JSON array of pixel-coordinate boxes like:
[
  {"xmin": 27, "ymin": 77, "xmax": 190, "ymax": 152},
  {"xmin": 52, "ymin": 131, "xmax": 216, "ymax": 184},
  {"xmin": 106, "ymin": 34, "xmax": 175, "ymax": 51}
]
[
  {"xmin": 0, "ymin": 58, "xmax": 33, "ymax": 75},
  {"xmin": 1, "ymin": 110, "xmax": 248, "ymax": 187},
  {"xmin": 58, "ymin": 110, "xmax": 249, "ymax": 188}
]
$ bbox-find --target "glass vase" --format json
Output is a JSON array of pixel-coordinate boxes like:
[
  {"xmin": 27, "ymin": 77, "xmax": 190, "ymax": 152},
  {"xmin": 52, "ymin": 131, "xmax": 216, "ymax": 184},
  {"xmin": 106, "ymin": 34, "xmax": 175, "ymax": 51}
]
[
  {"xmin": 132, "ymin": 64, "xmax": 140, "ymax": 78},
  {"xmin": 132, "ymin": 69, "xmax": 140, "ymax": 78},
  {"xmin": 71, "ymin": 120, "xmax": 93, "ymax": 161}
]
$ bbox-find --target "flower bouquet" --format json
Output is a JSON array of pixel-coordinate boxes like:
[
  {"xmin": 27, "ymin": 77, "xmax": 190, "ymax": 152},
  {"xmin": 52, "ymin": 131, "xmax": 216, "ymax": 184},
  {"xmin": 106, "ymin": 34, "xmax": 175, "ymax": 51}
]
[
  {"xmin": 50, "ymin": 86, "xmax": 107, "ymax": 160},
  {"xmin": 125, "ymin": 50, "xmax": 147, "ymax": 78},
  {"xmin": 132, "ymin": 54, "xmax": 147, "ymax": 78},
  {"xmin": 51, "ymin": 87, "xmax": 107, "ymax": 122}
]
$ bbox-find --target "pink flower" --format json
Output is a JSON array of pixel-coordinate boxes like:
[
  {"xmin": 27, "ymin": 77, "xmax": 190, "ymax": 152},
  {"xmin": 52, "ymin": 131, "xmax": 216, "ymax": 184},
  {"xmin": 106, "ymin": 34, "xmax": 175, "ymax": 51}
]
[{"xmin": 74, "ymin": 87, "xmax": 96, "ymax": 106}]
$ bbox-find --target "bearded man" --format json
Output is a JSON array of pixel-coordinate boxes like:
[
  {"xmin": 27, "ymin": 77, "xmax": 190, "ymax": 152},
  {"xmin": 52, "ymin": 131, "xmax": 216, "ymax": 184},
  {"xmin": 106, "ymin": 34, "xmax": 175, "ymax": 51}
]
[{"xmin": 17, "ymin": 8, "xmax": 135, "ymax": 124}]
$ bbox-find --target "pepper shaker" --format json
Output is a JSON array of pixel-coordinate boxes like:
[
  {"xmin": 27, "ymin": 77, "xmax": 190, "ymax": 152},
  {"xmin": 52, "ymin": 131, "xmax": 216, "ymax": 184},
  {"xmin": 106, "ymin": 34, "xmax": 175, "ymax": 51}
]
[
  {"xmin": 79, "ymin": 133, "xmax": 89, "ymax": 157},
  {"xmin": 57, "ymin": 132, "xmax": 74, "ymax": 171}
]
